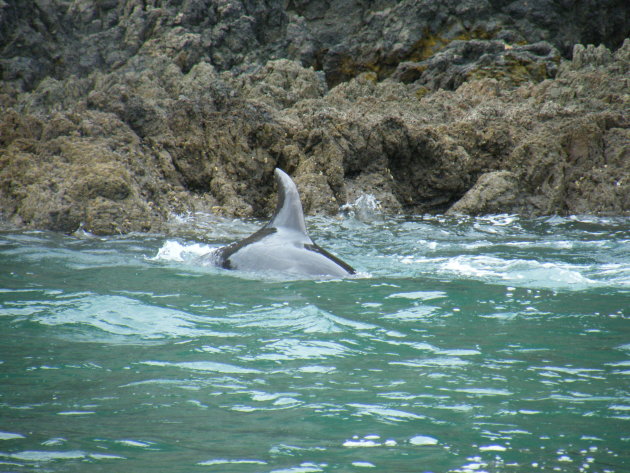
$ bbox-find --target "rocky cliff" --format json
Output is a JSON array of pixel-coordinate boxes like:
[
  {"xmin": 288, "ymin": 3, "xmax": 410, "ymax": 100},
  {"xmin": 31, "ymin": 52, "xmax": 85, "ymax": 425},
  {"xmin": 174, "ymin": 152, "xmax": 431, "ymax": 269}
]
[{"xmin": 1, "ymin": 0, "xmax": 628, "ymax": 234}]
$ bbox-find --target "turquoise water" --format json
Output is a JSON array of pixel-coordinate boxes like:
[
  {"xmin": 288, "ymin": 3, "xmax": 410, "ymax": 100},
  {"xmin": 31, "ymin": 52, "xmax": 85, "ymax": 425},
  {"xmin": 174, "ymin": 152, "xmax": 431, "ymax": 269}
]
[{"xmin": 1, "ymin": 214, "xmax": 629, "ymax": 473}]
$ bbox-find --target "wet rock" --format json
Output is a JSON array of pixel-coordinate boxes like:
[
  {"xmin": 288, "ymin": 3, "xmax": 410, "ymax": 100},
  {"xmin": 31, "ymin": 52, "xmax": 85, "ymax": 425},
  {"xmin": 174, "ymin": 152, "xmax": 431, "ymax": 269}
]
[
  {"xmin": 344, "ymin": 172, "xmax": 402, "ymax": 215},
  {"xmin": 447, "ymin": 171, "xmax": 520, "ymax": 216},
  {"xmin": 0, "ymin": 109, "xmax": 162, "ymax": 234},
  {"xmin": 0, "ymin": 2, "xmax": 629, "ymax": 234}
]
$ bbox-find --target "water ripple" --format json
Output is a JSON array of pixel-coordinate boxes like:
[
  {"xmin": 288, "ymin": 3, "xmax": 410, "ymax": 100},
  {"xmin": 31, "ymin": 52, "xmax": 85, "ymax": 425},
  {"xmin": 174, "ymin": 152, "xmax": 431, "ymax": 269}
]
[
  {"xmin": 29, "ymin": 294, "xmax": 237, "ymax": 341},
  {"xmin": 245, "ymin": 338, "xmax": 352, "ymax": 361},
  {"xmin": 1, "ymin": 215, "xmax": 629, "ymax": 473}
]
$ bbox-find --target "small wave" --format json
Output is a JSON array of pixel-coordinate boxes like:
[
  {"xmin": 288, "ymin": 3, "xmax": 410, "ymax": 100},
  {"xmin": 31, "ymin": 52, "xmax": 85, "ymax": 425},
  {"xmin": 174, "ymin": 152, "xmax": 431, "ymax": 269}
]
[
  {"xmin": 472, "ymin": 214, "xmax": 521, "ymax": 234},
  {"xmin": 33, "ymin": 294, "xmax": 237, "ymax": 341},
  {"xmin": 139, "ymin": 360, "xmax": 261, "ymax": 374},
  {"xmin": 198, "ymin": 459, "xmax": 267, "ymax": 466},
  {"xmin": 343, "ymin": 435, "xmax": 395, "ymax": 448},
  {"xmin": 298, "ymin": 365, "xmax": 336, "ymax": 374},
  {"xmin": 120, "ymin": 378, "xmax": 205, "ymax": 390},
  {"xmin": 347, "ymin": 403, "xmax": 425, "ymax": 422},
  {"xmin": 391, "ymin": 357, "xmax": 470, "ymax": 368},
  {"xmin": 165, "ymin": 212, "xmax": 259, "ymax": 240},
  {"xmin": 594, "ymin": 263, "xmax": 630, "ymax": 287},
  {"xmin": 115, "ymin": 439, "xmax": 155, "ymax": 448},
  {"xmin": 232, "ymin": 303, "xmax": 376, "ymax": 334},
  {"xmin": 0, "ymin": 431, "xmax": 25, "ymax": 440},
  {"xmin": 409, "ymin": 435, "xmax": 439, "ymax": 446},
  {"xmin": 386, "ymin": 290, "xmax": 447, "ymax": 300},
  {"xmin": 266, "ymin": 463, "xmax": 326, "ymax": 473},
  {"xmin": 230, "ymin": 391, "xmax": 304, "ymax": 413},
  {"xmin": 1, "ymin": 450, "xmax": 125, "ymax": 462},
  {"xmin": 382, "ymin": 305, "xmax": 440, "ymax": 321},
  {"xmin": 151, "ymin": 240, "xmax": 215, "ymax": 263},
  {"xmin": 476, "ymin": 214, "xmax": 521, "ymax": 226},
  {"xmin": 454, "ymin": 387, "xmax": 512, "ymax": 396},
  {"xmin": 247, "ymin": 338, "xmax": 351, "ymax": 361},
  {"xmin": 340, "ymin": 194, "xmax": 382, "ymax": 221},
  {"xmin": 439, "ymin": 255, "xmax": 598, "ymax": 289}
]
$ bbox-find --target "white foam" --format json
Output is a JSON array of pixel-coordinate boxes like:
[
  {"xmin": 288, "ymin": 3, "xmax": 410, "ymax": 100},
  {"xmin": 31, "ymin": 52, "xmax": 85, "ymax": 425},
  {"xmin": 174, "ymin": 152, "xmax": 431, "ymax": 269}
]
[
  {"xmin": 116, "ymin": 439, "xmax": 154, "ymax": 448},
  {"xmin": 479, "ymin": 444, "xmax": 507, "ymax": 452},
  {"xmin": 343, "ymin": 439, "xmax": 380, "ymax": 448},
  {"xmin": 89, "ymin": 453, "xmax": 126, "ymax": 460},
  {"xmin": 298, "ymin": 365, "xmax": 336, "ymax": 374},
  {"xmin": 386, "ymin": 291, "xmax": 446, "ymax": 300},
  {"xmin": 152, "ymin": 240, "xmax": 213, "ymax": 262},
  {"xmin": 440, "ymin": 255, "xmax": 598, "ymax": 289},
  {"xmin": 4, "ymin": 450, "xmax": 86, "ymax": 462},
  {"xmin": 340, "ymin": 194, "xmax": 382, "ymax": 221},
  {"xmin": 409, "ymin": 435, "xmax": 438, "ymax": 446}
]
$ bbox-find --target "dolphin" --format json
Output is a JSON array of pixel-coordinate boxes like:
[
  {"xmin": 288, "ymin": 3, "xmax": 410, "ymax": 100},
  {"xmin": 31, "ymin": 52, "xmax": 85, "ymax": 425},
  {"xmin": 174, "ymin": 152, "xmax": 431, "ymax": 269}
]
[{"xmin": 208, "ymin": 169, "xmax": 355, "ymax": 277}]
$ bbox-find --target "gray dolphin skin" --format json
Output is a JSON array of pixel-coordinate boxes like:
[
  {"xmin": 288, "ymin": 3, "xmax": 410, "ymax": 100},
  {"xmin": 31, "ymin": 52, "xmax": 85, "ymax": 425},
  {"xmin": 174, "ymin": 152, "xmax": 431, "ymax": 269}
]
[{"xmin": 212, "ymin": 169, "xmax": 356, "ymax": 277}]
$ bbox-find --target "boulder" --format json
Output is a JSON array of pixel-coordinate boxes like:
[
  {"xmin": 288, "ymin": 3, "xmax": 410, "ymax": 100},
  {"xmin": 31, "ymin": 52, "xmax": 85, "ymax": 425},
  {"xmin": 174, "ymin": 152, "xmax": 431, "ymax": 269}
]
[{"xmin": 447, "ymin": 171, "xmax": 520, "ymax": 216}]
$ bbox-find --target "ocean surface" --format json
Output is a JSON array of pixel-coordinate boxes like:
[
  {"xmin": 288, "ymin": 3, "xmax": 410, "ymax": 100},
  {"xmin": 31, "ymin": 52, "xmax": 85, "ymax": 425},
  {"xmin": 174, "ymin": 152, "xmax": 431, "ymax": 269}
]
[{"xmin": 1, "ymin": 211, "xmax": 629, "ymax": 473}]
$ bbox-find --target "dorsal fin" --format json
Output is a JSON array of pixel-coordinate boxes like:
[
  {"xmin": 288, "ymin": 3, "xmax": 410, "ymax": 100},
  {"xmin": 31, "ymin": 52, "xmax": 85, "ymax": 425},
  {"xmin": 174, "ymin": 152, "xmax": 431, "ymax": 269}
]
[{"xmin": 266, "ymin": 168, "xmax": 308, "ymax": 235}]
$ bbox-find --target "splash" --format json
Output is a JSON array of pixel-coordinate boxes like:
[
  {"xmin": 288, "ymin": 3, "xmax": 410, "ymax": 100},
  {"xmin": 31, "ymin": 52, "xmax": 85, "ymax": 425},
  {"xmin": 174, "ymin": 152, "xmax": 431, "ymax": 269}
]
[
  {"xmin": 340, "ymin": 194, "xmax": 382, "ymax": 221},
  {"xmin": 151, "ymin": 240, "xmax": 214, "ymax": 263}
]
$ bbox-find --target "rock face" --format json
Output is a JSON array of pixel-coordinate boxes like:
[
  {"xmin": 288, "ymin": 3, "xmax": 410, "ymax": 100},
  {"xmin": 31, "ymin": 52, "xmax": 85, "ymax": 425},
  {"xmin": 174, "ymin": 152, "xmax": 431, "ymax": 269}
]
[
  {"xmin": 446, "ymin": 171, "xmax": 521, "ymax": 216},
  {"xmin": 1, "ymin": 1, "xmax": 628, "ymax": 234}
]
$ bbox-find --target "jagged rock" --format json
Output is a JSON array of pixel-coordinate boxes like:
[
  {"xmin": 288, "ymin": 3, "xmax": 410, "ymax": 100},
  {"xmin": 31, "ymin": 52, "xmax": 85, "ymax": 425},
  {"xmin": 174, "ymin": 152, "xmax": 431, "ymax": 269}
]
[
  {"xmin": 0, "ymin": 1, "xmax": 629, "ymax": 234},
  {"xmin": 447, "ymin": 171, "xmax": 520, "ymax": 215},
  {"xmin": 0, "ymin": 109, "xmax": 162, "ymax": 234},
  {"xmin": 392, "ymin": 40, "xmax": 561, "ymax": 90},
  {"xmin": 232, "ymin": 59, "xmax": 327, "ymax": 109},
  {"xmin": 2, "ymin": 0, "xmax": 628, "ymax": 91},
  {"xmin": 571, "ymin": 43, "xmax": 614, "ymax": 68},
  {"xmin": 299, "ymin": 0, "xmax": 628, "ymax": 86}
]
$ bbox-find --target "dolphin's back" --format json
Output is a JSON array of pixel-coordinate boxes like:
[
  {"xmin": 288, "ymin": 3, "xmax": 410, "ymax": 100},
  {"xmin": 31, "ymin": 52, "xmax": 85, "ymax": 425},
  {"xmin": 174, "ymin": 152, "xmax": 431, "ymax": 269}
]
[{"xmin": 213, "ymin": 169, "xmax": 355, "ymax": 277}]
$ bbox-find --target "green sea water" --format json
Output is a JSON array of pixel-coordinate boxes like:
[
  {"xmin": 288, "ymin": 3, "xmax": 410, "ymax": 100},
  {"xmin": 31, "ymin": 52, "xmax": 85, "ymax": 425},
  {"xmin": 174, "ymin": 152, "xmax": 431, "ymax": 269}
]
[{"xmin": 0, "ymin": 213, "xmax": 628, "ymax": 473}]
